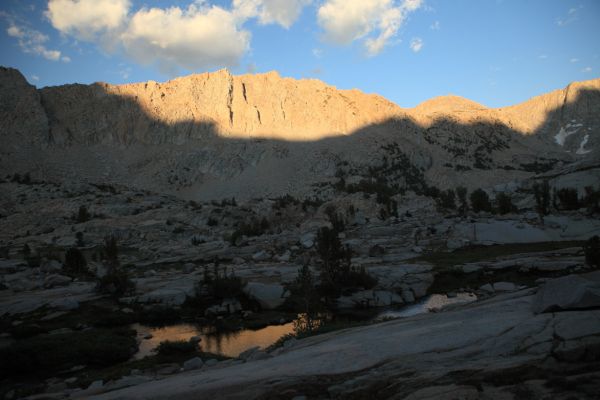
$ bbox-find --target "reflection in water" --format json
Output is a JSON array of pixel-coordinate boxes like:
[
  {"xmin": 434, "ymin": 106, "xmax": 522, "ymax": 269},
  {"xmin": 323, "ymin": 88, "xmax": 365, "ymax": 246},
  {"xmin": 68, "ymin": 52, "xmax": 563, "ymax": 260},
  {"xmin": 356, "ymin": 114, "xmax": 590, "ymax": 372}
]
[
  {"xmin": 375, "ymin": 293, "xmax": 477, "ymax": 320},
  {"xmin": 132, "ymin": 322, "xmax": 295, "ymax": 359}
]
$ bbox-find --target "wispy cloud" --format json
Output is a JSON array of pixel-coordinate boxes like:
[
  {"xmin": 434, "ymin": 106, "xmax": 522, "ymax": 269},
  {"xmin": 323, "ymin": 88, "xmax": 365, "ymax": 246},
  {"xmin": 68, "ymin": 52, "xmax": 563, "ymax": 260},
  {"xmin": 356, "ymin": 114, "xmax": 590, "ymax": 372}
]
[
  {"xmin": 556, "ymin": 6, "xmax": 581, "ymax": 27},
  {"xmin": 570, "ymin": 58, "xmax": 579, "ymax": 63},
  {"xmin": 581, "ymin": 66, "xmax": 592, "ymax": 73},
  {"xmin": 410, "ymin": 37, "xmax": 423, "ymax": 52},
  {"xmin": 4, "ymin": 21, "xmax": 69, "ymax": 62},
  {"xmin": 430, "ymin": 20, "xmax": 440, "ymax": 30},
  {"xmin": 312, "ymin": 48, "xmax": 323, "ymax": 58},
  {"xmin": 30, "ymin": 74, "xmax": 39, "ymax": 81},
  {"xmin": 538, "ymin": 54, "xmax": 548, "ymax": 59}
]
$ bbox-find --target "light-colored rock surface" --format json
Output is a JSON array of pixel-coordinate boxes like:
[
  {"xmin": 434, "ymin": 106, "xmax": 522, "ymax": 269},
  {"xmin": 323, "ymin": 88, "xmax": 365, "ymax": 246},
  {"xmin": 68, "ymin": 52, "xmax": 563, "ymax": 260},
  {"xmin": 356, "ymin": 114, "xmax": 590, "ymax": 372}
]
[
  {"xmin": 533, "ymin": 271, "xmax": 600, "ymax": 313},
  {"xmin": 243, "ymin": 282, "xmax": 289, "ymax": 310},
  {"xmin": 87, "ymin": 284, "xmax": 600, "ymax": 399}
]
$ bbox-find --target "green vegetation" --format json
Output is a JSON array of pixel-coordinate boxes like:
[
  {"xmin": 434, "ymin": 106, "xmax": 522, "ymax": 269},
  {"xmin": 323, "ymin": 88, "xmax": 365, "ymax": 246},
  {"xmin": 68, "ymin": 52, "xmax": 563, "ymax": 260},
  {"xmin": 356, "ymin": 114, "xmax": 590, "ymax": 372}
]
[
  {"xmin": 76, "ymin": 205, "xmax": 91, "ymax": 223},
  {"xmin": 315, "ymin": 227, "xmax": 377, "ymax": 296},
  {"xmin": 64, "ymin": 247, "xmax": 88, "ymax": 275},
  {"xmin": 555, "ymin": 188, "xmax": 580, "ymax": 210},
  {"xmin": 496, "ymin": 192, "xmax": 516, "ymax": 215},
  {"xmin": 96, "ymin": 236, "xmax": 135, "ymax": 297},
  {"xmin": 584, "ymin": 235, "xmax": 600, "ymax": 267},
  {"xmin": 196, "ymin": 263, "xmax": 246, "ymax": 301},
  {"xmin": 229, "ymin": 217, "xmax": 269, "ymax": 246},
  {"xmin": 533, "ymin": 180, "xmax": 551, "ymax": 218},
  {"xmin": 470, "ymin": 188, "xmax": 492, "ymax": 213},
  {"xmin": 155, "ymin": 340, "xmax": 198, "ymax": 356}
]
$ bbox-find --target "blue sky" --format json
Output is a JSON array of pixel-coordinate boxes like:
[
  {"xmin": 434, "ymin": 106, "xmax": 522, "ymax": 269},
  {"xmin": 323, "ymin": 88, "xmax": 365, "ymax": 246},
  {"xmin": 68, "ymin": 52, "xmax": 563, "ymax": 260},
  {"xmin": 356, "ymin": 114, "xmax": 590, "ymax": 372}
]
[{"xmin": 1, "ymin": 0, "xmax": 599, "ymax": 107}]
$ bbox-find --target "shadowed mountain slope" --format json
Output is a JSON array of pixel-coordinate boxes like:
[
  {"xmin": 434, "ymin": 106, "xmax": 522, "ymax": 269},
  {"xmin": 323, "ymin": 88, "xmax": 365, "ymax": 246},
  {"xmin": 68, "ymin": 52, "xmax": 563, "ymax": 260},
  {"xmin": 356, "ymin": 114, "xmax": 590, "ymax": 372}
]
[{"xmin": 0, "ymin": 66, "xmax": 598, "ymax": 199}]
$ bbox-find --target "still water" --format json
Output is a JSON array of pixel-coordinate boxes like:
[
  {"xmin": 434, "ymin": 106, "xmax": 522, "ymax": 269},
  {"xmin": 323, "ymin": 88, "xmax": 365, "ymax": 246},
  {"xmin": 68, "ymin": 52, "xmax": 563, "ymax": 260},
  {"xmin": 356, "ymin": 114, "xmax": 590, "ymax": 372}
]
[
  {"xmin": 132, "ymin": 321, "xmax": 295, "ymax": 359},
  {"xmin": 132, "ymin": 293, "xmax": 477, "ymax": 360}
]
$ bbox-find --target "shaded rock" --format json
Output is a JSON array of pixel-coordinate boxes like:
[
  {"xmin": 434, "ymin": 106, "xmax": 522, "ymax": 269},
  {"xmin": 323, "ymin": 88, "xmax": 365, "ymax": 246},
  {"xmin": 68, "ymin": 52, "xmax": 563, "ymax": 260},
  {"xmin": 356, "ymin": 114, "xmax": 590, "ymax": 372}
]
[
  {"xmin": 479, "ymin": 283, "xmax": 494, "ymax": 293},
  {"xmin": 49, "ymin": 298, "xmax": 79, "ymax": 311},
  {"xmin": 243, "ymin": 282, "xmax": 288, "ymax": 309},
  {"xmin": 137, "ymin": 289, "xmax": 187, "ymax": 307},
  {"xmin": 183, "ymin": 357, "xmax": 204, "ymax": 371},
  {"xmin": 533, "ymin": 272, "xmax": 600, "ymax": 313},
  {"xmin": 252, "ymin": 250, "xmax": 271, "ymax": 261},
  {"xmin": 492, "ymin": 282, "xmax": 517, "ymax": 292},
  {"xmin": 43, "ymin": 274, "xmax": 72, "ymax": 288}
]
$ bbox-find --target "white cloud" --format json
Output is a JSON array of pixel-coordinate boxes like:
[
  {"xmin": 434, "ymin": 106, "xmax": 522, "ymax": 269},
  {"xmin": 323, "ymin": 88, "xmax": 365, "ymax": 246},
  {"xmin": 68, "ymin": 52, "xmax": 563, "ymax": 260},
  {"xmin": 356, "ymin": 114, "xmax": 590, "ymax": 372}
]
[
  {"xmin": 557, "ymin": 6, "xmax": 581, "ymax": 27},
  {"xmin": 430, "ymin": 20, "xmax": 440, "ymax": 30},
  {"xmin": 46, "ymin": 0, "xmax": 130, "ymax": 41},
  {"xmin": 5, "ymin": 22, "xmax": 65, "ymax": 62},
  {"xmin": 234, "ymin": 0, "xmax": 311, "ymax": 29},
  {"xmin": 44, "ymin": 0, "xmax": 310, "ymax": 75},
  {"xmin": 317, "ymin": 0, "xmax": 423, "ymax": 56},
  {"xmin": 538, "ymin": 54, "xmax": 548, "ymax": 59},
  {"xmin": 61, "ymin": 55, "xmax": 71, "ymax": 62},
  {"xmin": 582, "ymin": 66, "xmax": 592, "ymax": 73},
  {"xmin": 409, "ymin": 37, "xmax": 423, "ymax": 52},
  {"xmin": 312, "ymin": 48, "xmax": 323, "ymax": 58},
  {"xmin": 31, "ymin": 74, "xmax": 40, "ymax": 81},
  {"xmin": 570, "ymin": 58, "xmax": 579, "ymax": 63},
  {"xmin": 121, "ymin": 4, "xmax": 250, "ymax": 74}
]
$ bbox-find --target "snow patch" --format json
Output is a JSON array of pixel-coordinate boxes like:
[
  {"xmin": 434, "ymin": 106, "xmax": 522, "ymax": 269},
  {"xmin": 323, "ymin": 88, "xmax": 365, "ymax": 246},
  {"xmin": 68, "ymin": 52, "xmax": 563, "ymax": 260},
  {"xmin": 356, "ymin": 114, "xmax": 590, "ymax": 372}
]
[
  {"xmin": 554, "ymin": 126, "xmax": 580, "ymax": 146},
  {"xmin": 576, "ymin": 134, "xmax": 591, "ymax": 155}
]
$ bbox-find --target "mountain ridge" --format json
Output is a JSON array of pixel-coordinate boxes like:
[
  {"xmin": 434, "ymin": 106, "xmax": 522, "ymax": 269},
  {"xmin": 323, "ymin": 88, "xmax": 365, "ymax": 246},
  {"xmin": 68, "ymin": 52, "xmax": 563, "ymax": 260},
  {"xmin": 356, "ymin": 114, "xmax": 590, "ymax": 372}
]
[{"xmin": 0, "ymin": 66, "xmax": 598, "ymax": 200}]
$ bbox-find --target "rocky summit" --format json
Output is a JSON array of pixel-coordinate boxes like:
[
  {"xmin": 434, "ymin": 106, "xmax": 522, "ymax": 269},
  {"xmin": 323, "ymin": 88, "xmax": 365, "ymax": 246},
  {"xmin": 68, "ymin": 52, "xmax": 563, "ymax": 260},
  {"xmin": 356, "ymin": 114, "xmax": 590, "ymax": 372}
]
[{"xmin": 0, "ymin": 66, "xmax": 600, "ymax": 400}]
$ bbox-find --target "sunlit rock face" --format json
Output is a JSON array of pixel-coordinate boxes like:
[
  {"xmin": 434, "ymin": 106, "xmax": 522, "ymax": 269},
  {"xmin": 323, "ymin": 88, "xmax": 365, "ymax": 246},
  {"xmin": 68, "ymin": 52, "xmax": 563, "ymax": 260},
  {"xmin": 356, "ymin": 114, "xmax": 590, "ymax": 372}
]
[{"xmin": 0, "ymin": 67, "xmax": 598, "ymax": 201}]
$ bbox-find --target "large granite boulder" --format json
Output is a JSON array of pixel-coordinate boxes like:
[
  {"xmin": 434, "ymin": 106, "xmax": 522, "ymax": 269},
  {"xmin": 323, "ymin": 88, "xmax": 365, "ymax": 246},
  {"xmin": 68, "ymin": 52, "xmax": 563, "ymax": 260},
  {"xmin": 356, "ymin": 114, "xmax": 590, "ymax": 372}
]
[
  {"xmin": 533, "ymin": 272, "xmax": 600, "ymax": 313},
  {"xmin": 243, "ymin": 282, "xmax": 288, "ymax": 309}
]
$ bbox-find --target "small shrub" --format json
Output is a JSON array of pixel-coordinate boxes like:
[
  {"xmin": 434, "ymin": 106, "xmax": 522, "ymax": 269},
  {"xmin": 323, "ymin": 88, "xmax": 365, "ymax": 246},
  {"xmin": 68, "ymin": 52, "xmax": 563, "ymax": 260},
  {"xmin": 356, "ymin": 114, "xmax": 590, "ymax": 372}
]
[
  {"xmin": 207, "ymin": 217, "xmax": 219, "ymax": 226},
  {"xmin": 583, "ymin": 186, "xmax": 600, "ymax": 213},
  {"xmin": 96, "ymin": 236, "xmax": 134, "ymax": 297},
  {"xmin": 533, "ymin": 180, "xmax": 551, "ymax": 217},
  {"xmin": 325, "ymin": 205, "xmax": 345, "ymax": 232},
  {"xmin": 76, "ymin": 205, "xmax": 91, "ymax": 223},
  {"xmin": 229, "ymin": 217, "xmax": 269, "ymax": 246},
  {"xmin": 496, "ymin": 192, "xmax": 515, "ymax": 215},
  {"xmin": 156, "ymin": 340, "xmax": 198, "ymax": 356},
  {"xmin": 555, "ymin": 188, "xmax": 579, "ymax": 210},
  {"xmin": 75, "ymin": 232, "xmax": 85, "ymax": 247},
  {"xmin": 584, "ymin": 235, "xmax": 600, "ymax": 267},
  {"xmin": 456, "ymin": 186, "xmax": 468, "ymax": 213},
  {"xmin": 22, "ymin": 243, "xmax": 31, "ymax": 258},
  {"xmin": 470, "ymin": 189, "xmax": 492, "ymax": 213},
  {"xmin": 64, "ymin": 247, "xmax": 88, "ymax": 275},
  {"xmin": 198, "ymin": 265, "xmax": 245, "ymax": 300},
  {"xmin": 437, "ymin": 189, "xmax": 456, "ymax": 210}
]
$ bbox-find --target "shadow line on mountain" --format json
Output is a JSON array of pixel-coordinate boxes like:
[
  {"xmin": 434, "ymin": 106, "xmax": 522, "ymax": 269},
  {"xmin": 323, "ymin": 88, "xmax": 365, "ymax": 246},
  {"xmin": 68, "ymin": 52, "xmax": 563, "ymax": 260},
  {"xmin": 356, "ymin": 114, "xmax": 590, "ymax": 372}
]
[{"xmin": 5, "ymin": 82, "xmax": 599, "ymax": 197}]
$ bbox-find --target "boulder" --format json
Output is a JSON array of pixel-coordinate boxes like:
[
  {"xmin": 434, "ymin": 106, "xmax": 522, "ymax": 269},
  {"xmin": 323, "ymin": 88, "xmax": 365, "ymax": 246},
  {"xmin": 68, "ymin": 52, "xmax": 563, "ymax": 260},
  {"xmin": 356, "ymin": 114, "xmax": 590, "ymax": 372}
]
[
  {"xmin": 49, "ymin": 298, "xmax": 79, "ymax": 311},
  {"xmin": 40, "ymin": 260, "xmax": 62, "ymax": 273},
  {"xmin": 533, "ymin": 272, "xmax": 600, "ymax": 313},
  {"xmin": 252, "ymin": 250, "xmax": 271, "ymax": 261},
  {"xmin": 183, "ymin": 357, "xmax": 204, "ymax": 371},
  {"xmin": 492, "ymin": 282, "xmax": 517, "ymax": 292},
  {"xmin": 479, "ymin": 283, "xmax": 494, "ymax": 293},
  {"xmin": 300, "ymin": 233, "xmax": 315, "ymax": 249},
  {"xmin": 243, "ymin": 282, "xmax": 288, "ymax": 309},
  {"xmin": 137, "ymin": 289, "xmax": 187, "ymax": 307},
  {"xmin": 43, "ymin": 274, "xmax": 72, "ymax": 288}
]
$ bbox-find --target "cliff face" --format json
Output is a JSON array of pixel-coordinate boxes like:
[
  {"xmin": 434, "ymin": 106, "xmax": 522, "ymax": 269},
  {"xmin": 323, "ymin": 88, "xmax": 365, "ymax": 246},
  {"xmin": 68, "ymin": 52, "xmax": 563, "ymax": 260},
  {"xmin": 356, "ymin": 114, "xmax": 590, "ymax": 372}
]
[
  {"xmin": 39, "ymin": 69, "xmax": 403, "ymax": 145},
  {"xmin": 0, "ymin": 67, "xmax": 48, "ymax": 147},
  {"xmin": 0, "ymin": 66, "xmax": 598, "ymax": 199}
]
